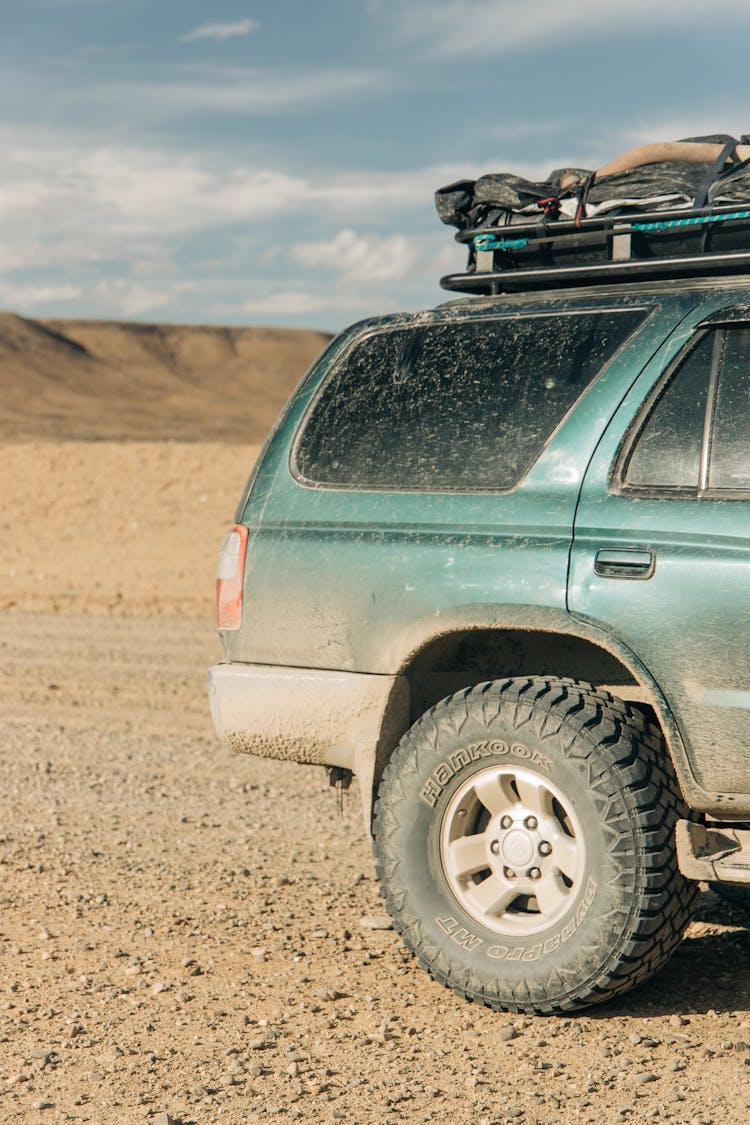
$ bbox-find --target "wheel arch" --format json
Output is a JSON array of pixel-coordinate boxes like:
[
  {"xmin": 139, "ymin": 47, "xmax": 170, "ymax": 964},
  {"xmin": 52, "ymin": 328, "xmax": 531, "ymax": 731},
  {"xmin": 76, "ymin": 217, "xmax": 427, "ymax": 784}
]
[{"xmin": 361, "ymin": 619, "xmax": 705, "ymax": 833}]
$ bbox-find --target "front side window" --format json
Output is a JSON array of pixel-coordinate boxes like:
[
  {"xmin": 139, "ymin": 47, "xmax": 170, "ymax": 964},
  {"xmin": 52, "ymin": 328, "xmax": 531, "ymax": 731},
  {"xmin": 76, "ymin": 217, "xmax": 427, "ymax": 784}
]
[{"xmin": 295, "ymin": 310, "xmax": 647, "ymax": 492}]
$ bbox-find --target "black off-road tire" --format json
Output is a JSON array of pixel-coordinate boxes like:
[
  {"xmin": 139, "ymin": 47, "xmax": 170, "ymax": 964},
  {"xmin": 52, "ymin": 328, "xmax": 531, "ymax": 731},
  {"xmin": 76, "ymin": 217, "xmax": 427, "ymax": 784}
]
[{"xmin": 373, "ymin": 677, "xmax": 698, "ymax": 1014}]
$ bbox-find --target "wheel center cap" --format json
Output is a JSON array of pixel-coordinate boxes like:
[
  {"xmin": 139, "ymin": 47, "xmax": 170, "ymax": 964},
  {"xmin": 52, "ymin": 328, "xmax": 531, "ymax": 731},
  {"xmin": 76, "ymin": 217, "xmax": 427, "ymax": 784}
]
[{"xmin": 501, "ymin": 829, "xmax": 534, "ymax": 867}]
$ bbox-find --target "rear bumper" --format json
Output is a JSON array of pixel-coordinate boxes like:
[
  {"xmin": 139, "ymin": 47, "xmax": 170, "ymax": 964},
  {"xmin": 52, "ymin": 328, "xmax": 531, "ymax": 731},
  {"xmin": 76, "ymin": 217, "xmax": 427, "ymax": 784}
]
[{"xmin": 208, "ymin": 662, "xmax": 407, "ymax": 769}]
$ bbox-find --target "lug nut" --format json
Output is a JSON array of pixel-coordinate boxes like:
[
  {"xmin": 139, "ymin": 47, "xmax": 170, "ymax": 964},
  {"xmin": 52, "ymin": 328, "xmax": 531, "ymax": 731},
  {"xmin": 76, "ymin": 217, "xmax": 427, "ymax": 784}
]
[
  {"xmin": 528, "ymin": 867, "xmax": 542, "ymax": 880},
  {"xmin": 490, "ymin": 839, "xmax": 500, "ymax": 855},
  {"xmin": 503, "ymin": 867, "xmax": 516, "ymax": 880},
  {"xmin": 524, "ymin": 815, "xmax": 538, "ymax": 830},
  {"xmin": 500, "ymin": 815, "xmax": 513, "ymax": 830},
  {"xmin": 538, "ymin": 841, "xmax": 552, "ymax": 857}
]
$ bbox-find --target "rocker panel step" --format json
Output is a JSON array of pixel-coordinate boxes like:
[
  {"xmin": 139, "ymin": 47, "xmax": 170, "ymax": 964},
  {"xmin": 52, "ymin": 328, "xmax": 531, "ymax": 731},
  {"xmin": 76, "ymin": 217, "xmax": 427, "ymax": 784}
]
[{"xmin": 675, "ymin": 819, "xmax": 750, "ymax": 885}]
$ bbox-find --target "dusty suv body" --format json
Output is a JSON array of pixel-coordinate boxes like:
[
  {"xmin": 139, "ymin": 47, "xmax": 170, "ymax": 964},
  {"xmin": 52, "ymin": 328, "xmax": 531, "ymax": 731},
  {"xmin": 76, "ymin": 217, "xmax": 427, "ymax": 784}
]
[{"xmin": 209, "ymin": 274, "xmax": 750, "ymax": 1013}]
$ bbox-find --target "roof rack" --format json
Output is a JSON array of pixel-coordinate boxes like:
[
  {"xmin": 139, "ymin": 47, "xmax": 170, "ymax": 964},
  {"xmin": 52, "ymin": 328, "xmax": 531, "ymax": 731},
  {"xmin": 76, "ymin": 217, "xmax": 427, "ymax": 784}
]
[{"xmin": 440, "ymin": 204, "xmax": 750, "ymax": 295}]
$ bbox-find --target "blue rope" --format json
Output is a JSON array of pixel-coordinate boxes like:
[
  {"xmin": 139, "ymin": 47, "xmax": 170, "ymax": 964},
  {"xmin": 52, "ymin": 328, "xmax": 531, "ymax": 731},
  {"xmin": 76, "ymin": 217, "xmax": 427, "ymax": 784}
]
[
  {"xmin": 473, "ymin": 235, "xmax": 530, "ymax": 252},
  {"xmin": 632, "ymin": 209, "xmax": 750, "ymax": 232}
]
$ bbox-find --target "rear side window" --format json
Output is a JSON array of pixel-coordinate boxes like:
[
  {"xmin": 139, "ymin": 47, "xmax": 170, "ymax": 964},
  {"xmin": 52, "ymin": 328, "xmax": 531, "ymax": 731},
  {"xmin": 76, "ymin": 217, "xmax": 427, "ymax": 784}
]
[
  {"xmin": 620, "ymin": 322, "xmax": 750, "ymax": 496},
  {"xmin": 708, "ymin": 327, "xmax": 750, "ymax": 490},
  {"xmin": 621, "ymin": 332, "xmax": 713, "ymax": 491},
  {"xmin": 294, "ymin": 310, "xmax": 647, "ymax": 491}
]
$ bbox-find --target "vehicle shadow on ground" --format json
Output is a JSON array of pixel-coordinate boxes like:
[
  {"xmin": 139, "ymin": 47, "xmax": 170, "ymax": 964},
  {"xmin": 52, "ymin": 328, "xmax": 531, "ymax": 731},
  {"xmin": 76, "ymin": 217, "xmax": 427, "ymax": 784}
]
[{"xmin": 589, "ymin": 890, "xmax": 750, "ymax": 1020}]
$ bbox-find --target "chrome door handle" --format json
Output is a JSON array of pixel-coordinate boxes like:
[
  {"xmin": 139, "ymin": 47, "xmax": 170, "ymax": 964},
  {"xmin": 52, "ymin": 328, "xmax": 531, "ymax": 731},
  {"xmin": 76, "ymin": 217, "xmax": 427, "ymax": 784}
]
[{"xmin": 594, "ymin": 548, "xmax": 655, "ymax": 580}]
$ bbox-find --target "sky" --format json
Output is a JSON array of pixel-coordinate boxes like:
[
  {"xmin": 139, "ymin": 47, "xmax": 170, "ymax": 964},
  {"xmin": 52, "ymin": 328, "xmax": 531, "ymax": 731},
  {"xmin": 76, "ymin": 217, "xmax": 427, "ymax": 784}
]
[{"xmin": 3, "ymin": 0, "xmax": 750, "ymax": 333}]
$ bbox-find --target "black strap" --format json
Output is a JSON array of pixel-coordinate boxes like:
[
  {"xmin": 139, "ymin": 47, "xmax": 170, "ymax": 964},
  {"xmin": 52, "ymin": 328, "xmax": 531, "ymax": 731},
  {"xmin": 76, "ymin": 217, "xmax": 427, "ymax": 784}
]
[
  {"xmin": 575, "ymin": 173, "xmax": 596, "ymax": 226},
  {"xmin": 693, "ymin": 136, "xmax": 740, "ymax": 209},
  {"xmin": 475, "ymin": 208, "xmax": 504, "ymax": 230}
]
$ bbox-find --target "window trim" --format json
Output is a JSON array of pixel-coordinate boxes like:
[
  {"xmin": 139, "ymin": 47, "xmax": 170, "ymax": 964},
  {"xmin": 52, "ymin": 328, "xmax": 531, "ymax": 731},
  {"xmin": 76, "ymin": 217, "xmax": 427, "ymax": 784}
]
[
  {"xmin": 290, "ymin": 307, "xmax": 652, "ymax": 496},
  {"xmin": 615, "ymin": 321, "xmax": 750, "ymax": 500},
  {"xmin": 699, "ymin": 330, "xmax": 724, "ymax": 492}
]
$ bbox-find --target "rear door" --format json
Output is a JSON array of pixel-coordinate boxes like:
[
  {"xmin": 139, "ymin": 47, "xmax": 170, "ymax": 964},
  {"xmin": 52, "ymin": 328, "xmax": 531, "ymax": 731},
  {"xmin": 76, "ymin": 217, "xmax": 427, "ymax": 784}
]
[
  {"xmin": 569, "ymin": 306, "xmax": 750, "ymax": 797},
  {"xmin": 236, "ymin": 299, "xmax": 673, "ymax": 676}
]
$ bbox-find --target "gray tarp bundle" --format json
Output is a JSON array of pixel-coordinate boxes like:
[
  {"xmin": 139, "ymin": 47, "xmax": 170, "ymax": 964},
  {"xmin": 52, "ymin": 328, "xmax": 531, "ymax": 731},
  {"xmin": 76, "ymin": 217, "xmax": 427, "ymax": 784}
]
[{"xmin": 436, "ymin": 135, "xmax": 750, "ymax": 231}]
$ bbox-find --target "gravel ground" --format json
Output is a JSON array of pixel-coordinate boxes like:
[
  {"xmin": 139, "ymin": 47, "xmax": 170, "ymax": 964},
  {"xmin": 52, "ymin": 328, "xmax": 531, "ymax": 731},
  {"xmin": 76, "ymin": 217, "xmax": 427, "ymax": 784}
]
[{"xmin": 1, "ymin": 614, "xmax": 749, "ymax": 1125}]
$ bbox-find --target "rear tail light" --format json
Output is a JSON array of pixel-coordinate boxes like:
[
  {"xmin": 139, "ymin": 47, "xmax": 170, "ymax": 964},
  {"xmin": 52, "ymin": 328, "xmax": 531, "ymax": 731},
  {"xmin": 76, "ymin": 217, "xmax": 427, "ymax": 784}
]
[{"xmin": 216, "ymin": 524, "xmax": 249, "ymax": 631}]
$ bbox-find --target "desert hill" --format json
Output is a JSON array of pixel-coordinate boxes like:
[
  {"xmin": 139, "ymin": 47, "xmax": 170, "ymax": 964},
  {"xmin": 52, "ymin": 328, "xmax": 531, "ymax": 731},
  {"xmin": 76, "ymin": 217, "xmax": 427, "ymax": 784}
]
[{"xmin": 0, "ymin": 312, "xmax": 332, "ymax": 440}]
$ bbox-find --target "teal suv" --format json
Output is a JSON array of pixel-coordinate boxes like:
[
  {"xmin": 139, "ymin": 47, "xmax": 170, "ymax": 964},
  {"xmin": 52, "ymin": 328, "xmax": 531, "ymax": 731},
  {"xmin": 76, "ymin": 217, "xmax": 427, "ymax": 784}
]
[{"xmin": 209, "ymin": 274, "xmax": 750, "ymax": 1013}]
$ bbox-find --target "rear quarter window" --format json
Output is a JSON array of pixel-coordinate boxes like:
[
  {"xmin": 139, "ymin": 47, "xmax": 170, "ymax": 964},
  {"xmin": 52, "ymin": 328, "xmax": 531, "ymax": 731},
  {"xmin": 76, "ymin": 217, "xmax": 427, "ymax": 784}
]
[
  {"xmin": 293, "ymin": 309, "xmax": 647, "ymax": 491},
  {"xmin": 708, "ymin": 326, "xmax": 750, "ymax": 490}
]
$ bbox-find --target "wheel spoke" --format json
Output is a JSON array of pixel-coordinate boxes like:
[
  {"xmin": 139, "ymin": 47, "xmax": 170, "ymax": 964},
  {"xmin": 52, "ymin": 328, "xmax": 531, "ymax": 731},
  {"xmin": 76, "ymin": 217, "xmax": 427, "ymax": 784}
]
[
  {"xmin": 446, "ymin": 833, "xmax": 491, "ymax": 878},
  {"xmin": 472, "ymin": 773, "xmax": 508, "ymax": 817},
  {"xmin": 550, "ymin": 831, "xmax": 580, "ymax": 880},
  {"xmin": 533, "ymin": 874, "xmax": 569, "ymax": 916},
  {"xmin": 513, "ymin": 774, "xmax": 551, "ymax": 818},
  {"xmin": 466, "ymin": 874, "xmax": 518, "ymax": 918},
  {"xmin": 498, "ymin": 772, "xmax": 520, "ymax": 805}
]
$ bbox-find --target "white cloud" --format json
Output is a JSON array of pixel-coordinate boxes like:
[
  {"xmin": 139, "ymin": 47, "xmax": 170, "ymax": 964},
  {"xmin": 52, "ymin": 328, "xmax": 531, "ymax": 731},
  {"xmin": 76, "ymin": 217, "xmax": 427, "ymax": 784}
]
[
  {"xmin": 611, "ymin": 116, "xmax": 750, "ymax": 149},
  {"xmin": 0, "ymin": 127, "xmax": 499, "ymax": 243},
  {"xmin": 0, "ymin": 126, "xmax": 472, "ymax": 322},
  {"xmin": 241, "ymin": 290, "xmax": 367, "ymax": 317},
  {"xmin": 378, "ymin": 0, "xmax": 750, "ymax": 56},
  {"xmin": 434, "ymin": 241, "xmax": 467, "ymax": 274},
  {"xmin": 181, "ymin": 18, "xmax": 259, "ymax": 44},
  {"xmin": 107, "ymin": 66, "xmax": 385, "ymax": 116},
  {"xmin": 248, "ymin": 232, "xmax": 467, "ymax": 324},
  {"xmin": 87, "ymin": 280, "xmax": 174, "ymax": 317},
  {"xmin": 293, "ymin": 229, "xmax": 420, "ymax": 282},
  {"xmin": 0, "ymin": 281, "xmax": 82, "ymax": 307}
]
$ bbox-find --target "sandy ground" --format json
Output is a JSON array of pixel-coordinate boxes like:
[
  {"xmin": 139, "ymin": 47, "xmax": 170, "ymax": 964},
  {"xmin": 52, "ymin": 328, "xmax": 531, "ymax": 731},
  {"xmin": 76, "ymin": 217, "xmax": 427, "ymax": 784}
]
[
  {"xmin": 0, "ymin": 442, "xmax": 260, "ymax": 618},
  {"xmin": 0, "ymin": 426, "xmax": 748, "ymax": 1123}
]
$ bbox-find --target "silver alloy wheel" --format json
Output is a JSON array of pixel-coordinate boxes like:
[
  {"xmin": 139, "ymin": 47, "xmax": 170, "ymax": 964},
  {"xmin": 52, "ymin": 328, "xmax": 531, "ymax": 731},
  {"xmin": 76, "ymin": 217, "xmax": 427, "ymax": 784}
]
[{"xmin": 440, "ymin": 764, "xmax": 586, "ymax": 937}]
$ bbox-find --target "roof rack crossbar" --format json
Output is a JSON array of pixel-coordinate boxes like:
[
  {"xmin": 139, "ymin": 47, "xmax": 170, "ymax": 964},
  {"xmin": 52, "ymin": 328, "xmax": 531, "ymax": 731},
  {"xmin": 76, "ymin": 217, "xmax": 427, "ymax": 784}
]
[{"xmin": 441, "ymin": 250, "xmax": 750, "ymax": 296}]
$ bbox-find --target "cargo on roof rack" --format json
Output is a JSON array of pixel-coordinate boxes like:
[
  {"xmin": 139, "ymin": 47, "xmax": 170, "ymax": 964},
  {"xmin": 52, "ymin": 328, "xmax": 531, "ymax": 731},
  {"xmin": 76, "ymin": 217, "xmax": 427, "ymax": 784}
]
[{"xmin": 440, "ymin": 203, "xmax": 750, "ymax": 295}]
